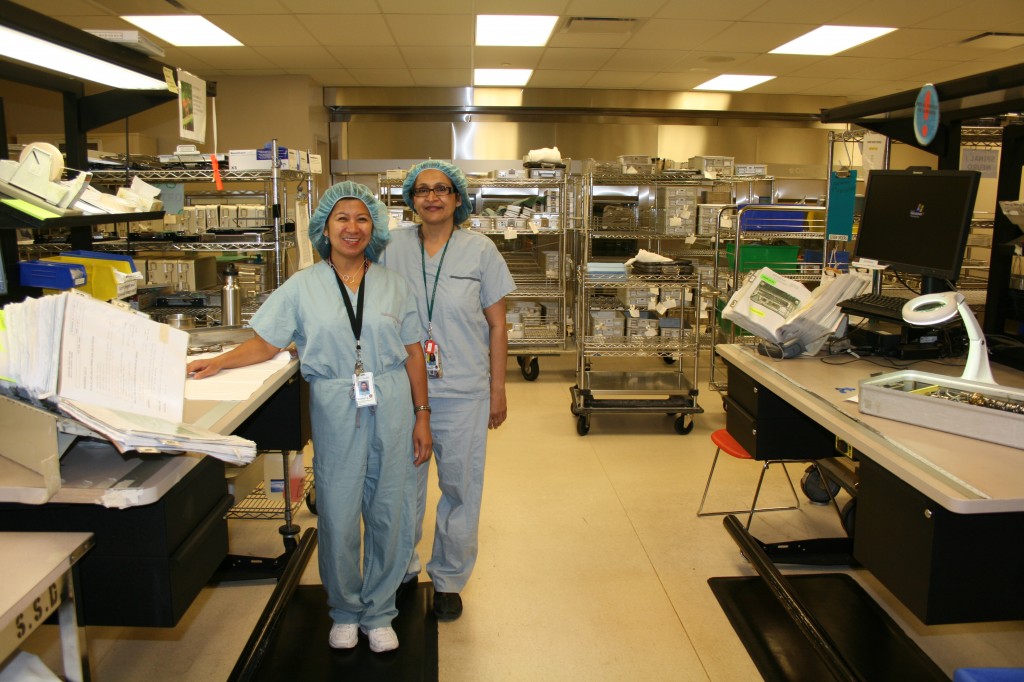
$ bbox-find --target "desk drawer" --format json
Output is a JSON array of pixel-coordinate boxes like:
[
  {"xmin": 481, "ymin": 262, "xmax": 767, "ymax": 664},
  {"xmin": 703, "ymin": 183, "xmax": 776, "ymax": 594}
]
[
  {"xmin": 854, "ymin": 456, "xmax": 1024, "ymax": 624},
  {"xmin": 725, "ymin": 396, "xmax": 834, "ymax": 461}
]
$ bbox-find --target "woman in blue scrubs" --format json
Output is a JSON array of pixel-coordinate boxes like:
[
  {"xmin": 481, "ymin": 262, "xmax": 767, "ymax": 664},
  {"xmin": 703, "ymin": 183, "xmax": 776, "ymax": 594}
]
[
  {"xmin": 384, "ymin": 161, "xmax": 515, "ymax": 621},
  {"xmin": 186, "ymin": 182, "xmax": 431, "ymax": 653}
]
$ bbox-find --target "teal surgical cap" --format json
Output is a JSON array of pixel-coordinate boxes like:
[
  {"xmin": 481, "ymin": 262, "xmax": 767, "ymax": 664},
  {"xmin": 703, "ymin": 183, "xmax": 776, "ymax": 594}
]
[
  {"xmin": 402, "ymin": 160, "xmax": 472, "ymax": 225},
  {"xmin": 309, "ymin": 181, "xmax": 391, "ymax": 262}
]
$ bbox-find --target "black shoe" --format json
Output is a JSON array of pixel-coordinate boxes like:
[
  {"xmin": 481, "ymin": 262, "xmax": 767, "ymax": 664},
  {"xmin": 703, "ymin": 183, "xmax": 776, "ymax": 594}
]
[
  {"xmin": 396, "ymin": 575, "xmax": 418, "ymax": 601},
  {"xmin": 432, "ymin": 592, "xmax": 462, "ymax": 621}
]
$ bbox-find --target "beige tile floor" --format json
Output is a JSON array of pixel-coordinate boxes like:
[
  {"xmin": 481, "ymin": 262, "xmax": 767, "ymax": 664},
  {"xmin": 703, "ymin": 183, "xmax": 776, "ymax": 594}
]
[{"xmin": 21, "ymin": 353, "xmax": 1024, "ymax": 680}]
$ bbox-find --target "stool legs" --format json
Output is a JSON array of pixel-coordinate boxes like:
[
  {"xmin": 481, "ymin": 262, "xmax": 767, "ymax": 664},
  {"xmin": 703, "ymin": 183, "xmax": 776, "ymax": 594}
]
[
  {"xmin": 747, "ymin": 461, "xmax": 802, "ymax": 530},
  {"xmin": 698, "ymin": 448, "xmax": 802, "ymax": 519}
]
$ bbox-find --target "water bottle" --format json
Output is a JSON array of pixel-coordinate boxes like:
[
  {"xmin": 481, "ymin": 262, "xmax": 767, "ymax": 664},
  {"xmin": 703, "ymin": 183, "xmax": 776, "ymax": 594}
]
[{"xmin": 222, "ymin": 263, "xmax": 241, "ymax": 327}]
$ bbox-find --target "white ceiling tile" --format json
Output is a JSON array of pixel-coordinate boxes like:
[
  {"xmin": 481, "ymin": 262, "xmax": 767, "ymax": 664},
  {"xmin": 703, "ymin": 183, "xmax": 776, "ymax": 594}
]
[
  {"xmin": 916, "ymin": 0, "xmax": 1024, "ymax": 32},
  {"xmin": 210, "ymin": 15, "xmax": 315, "ymax": 47},
  {"xmin": 173, "ymin": 47, "xmax": 278, "ymax": 70},
  {"xmin": 181, "ymin": 0, "xmax": 290, "ymax": 13},
  {"xmin": 303, "ymin": 69, "xmax": 359, "ymax": 86},
  {"xmin": 18, "ymin": 0, "xmax": 111, "ymax": 15},
  {"xmin": 377, "ymin": 0, "xmax": 475, "ymax": 11},
  {"xmin": 537, "ymin": 48, "xmax": 615, "ymax": 70},
  {"xmin": 546, "ymin": 32, "xmax": 634, "ymax": 49},
  {"xmin": 527, "ymin": 70, "xmax": 598, "ymax": 88},
  {"xmin": 743, "ymin": 0, "xmax": 873, "ymax": 24},
  {"xmin": 410, "ymin": 69, "xmax": 473, "ymax": 87},
  {"xmin": 385, "ymin": 15, "xmax": 474, "ymax": 47},
  {"xmin": 399, "ymin": 46, "xmax": 473, "ymax": 70},
  {"xmin": 787, "ymin": 56, "xmax": 898, "ymax": 79},
  {"xmin": 843, "ymin": 29, "xmax": 978, "ymax": 59},
  {"xmin": 641, "ymin": 72, "xmax": 719, "ymax": 91},
  {"xmin": 624, "ymin": 19, "xmax": 734, "ymax": 50},
  {"xmin": 277, "ymin": 0, "xmax": 379, "ymax": 12},
  {"xmin": 473, "ymin": 47, "xmax": 544, "ymax": 69},
  {"xmin": 584, "ymin": 71, "xmax": 658, "ymax": 88},
  {"xmin": 326, "ymin": 46, "xmax": 406, "ymax": 70},
  {"xmin": 217, "ymin": 68, "xmax": 289, "ymax": 78},
  {"xmin": 660, "ymin": 51, "xmax": 759, "ymax": 74},
  {"xmin": 252, "ymin": 46, "xmax": 341, "ymax": 70},
  {"xmin": 748, "ymin": 76, "xmax": 833, "ymax": 94},
  {"xmin": 471, "ymin": 0, "xmax": 571, "ymax": 12},
  {"xmin": 736, "ymin": 53, "xmax": 826, "ymax": 76},
  {"xmin": 602, "ymin": 50, "xmax": 686, "ymax": 71},
  {"xmin": 348, "ymin": 69, "xmax": 416, "ymax": 86},
  {"xmin": 654, "ymin": 0, "xmax": 770, "ymax": 21},
  {"xmin": 830, "ymin": 0, "xmax": 972, "ymax": 28},
  {"xmin": 811, "ymin": 78, "xmax": 897, "ymax": 96},
  {"xmin": 296, "ymin": 15, "xmax": 394, "ymax": 46},
  {"xmin": 563, "ymin": 0, "xmax": 668, "ymax": 18},
  {"xmin": 860, "ymin": 59, "xmax": 964, "ymax": 81},
  {"xmin": 702, "ymin": 21, "xmax": 819, "ymax": 53}
]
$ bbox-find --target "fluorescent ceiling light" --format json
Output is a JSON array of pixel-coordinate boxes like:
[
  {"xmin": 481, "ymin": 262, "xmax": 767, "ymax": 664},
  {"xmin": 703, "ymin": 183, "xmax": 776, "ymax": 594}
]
[
  {"xmin": 770, "ymin": 25, "xmax": 896, "ymax": 56},
  {"xmin": 122, "ymin": 15, "xmax": 241, "ymax": 47},
  {"xmin": 474, "ymin": 68, "xmax": 533, "ymax": 86},
  {"xmin": 694, "ymin": 74, "xmax": 775, "ymax": 91},
  {"xmin": 476, "ymin": 15, "xmax": 558, "ymax": 46},
  {"xmin": 0, "ymin": 25, "xmax": 167, "ymax": 90}
]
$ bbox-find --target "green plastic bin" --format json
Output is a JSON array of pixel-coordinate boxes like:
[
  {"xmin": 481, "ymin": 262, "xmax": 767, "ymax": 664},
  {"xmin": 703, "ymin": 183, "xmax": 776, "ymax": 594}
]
[{"xmin": 726, "ymin": 243, "xmax": 800, "ymax": 274}]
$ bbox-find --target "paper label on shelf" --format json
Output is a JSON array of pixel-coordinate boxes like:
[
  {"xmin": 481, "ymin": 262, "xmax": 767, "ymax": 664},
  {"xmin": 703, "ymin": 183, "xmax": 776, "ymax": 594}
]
[
  {"xmin": 504, "ymin": 226, "xmax": 516, "ymax": 240},
  {"xmin": 721, "ymin": 215, "xmax": 733, "ymax": 228}
]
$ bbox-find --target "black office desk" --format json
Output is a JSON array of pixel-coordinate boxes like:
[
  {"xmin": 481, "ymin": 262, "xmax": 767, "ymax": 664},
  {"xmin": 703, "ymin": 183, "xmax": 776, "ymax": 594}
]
[
  {"xmin": 0, "ymin": 359, "xmax": 308, "ymax": 627},
  {"xmin": 717, "ymin": 344, "xmax": 1024, "ymax": 625}
]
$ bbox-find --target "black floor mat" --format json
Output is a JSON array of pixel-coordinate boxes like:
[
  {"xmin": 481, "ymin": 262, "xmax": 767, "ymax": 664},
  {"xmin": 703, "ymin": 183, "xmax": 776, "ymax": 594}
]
[
  {"xmin": 251, "ymin": 581, "xmax": 438, "ymax": 682},
  {"xmin": 709, "ymin": 573, "xmax": 947, "ymax": 682}
]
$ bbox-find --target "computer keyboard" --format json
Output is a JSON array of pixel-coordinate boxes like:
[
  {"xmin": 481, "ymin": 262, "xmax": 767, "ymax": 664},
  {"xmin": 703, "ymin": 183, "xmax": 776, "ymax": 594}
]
[{"xmin": 838, "ymin": 293, "xmax": 913, "ymax": 322}]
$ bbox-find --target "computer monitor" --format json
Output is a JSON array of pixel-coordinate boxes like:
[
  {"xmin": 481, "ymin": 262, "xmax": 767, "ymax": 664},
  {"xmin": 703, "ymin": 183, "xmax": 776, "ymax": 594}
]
[{"xmin": 853, "ymin": 169, "xmax": 981, "ymax": 292}]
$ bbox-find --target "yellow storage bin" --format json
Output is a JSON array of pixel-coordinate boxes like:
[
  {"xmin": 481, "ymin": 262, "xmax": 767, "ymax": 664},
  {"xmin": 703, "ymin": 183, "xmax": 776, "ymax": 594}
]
[{"xmin": 42, "ymin": 251, "xmax": 140, "ymax": 300}]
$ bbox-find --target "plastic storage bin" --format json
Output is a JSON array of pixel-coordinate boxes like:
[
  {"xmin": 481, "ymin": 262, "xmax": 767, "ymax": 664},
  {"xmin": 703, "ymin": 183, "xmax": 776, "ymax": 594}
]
[
  {"xmin": 739, "ymin": 207, "xmax": 808, "ymax": 232},
  {"xmin": 726, "ymin": 243, "xmax": 800, "ymax": 274},
  {"xmin": 19, "ymin": 260, "xmax": 87, "ymax": 290}
]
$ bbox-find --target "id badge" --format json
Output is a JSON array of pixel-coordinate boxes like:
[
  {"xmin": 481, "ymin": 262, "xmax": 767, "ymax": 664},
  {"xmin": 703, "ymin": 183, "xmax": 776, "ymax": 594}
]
[
  {"xmin": 353, "ymin": 372, "xmax": 377, "ymax": 407},
  {"xmin": 424, "ymin": 339, "xmax": 443, "ymax": 378}
]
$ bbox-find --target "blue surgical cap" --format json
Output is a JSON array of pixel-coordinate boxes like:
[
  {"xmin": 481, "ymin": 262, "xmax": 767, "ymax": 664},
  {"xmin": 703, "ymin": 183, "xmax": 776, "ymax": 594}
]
[
  {"xmin": 402, "ymin": 160, "xmax": 472, "ymax": 225},
  {"xmin": 309, "ymin": 181, "xmax": 391, "ymax": 263}
]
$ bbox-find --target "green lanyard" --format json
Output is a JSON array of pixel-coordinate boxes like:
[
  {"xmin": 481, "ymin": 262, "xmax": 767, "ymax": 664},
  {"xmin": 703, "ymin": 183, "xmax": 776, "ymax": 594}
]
[{"xmin": 420, "ymin": 230, "xmax": 453, "ymax": 339}]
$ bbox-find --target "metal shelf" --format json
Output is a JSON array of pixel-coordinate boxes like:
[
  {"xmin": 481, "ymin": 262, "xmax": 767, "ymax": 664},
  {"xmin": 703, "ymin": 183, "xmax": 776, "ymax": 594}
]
[
  {"xmin": 226, "ymin": 466, "xmax": 313, "ymax": 520},
  {"xmin": 88, "ymin": 168, "xmax": 309, "ymax": 185}
]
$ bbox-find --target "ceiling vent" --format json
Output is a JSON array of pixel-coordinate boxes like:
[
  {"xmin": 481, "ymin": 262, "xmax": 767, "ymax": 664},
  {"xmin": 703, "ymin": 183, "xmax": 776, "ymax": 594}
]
[
  {"xmin": 562, "ymin": 17, "xmax": 639, "ymax": 34},
  {"xmin": 958, "ymin": 32, "xmax": 1024, "ymax": 50}
]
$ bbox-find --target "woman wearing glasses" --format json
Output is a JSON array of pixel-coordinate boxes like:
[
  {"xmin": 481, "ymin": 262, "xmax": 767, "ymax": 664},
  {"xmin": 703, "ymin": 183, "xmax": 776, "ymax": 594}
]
[
  {"xmin": 187, "ymin": 182, "xmax": 431, "ymax": 653},
  {"xmin": 384, "ymin": 160, "xmax": 515, "ymax": 621}
]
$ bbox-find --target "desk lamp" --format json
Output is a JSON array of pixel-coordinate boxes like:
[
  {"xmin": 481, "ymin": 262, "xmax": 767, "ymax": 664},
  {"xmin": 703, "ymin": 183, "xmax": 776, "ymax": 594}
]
[{"xmin": 902, "ymin": 291, "xmax": 996, "ymax": 385}]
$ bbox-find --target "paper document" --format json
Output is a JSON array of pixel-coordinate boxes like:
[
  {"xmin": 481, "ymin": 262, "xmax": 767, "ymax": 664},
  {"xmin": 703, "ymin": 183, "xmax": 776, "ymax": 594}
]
[{"xmin": 722, "ymin": 268, "xmax": 870, "ymax": 355}]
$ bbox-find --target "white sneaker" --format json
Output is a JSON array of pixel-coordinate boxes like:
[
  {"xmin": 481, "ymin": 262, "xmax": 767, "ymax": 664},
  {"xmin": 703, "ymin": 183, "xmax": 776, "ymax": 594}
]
[
  {"xmin": 329, "ymin": 623, "xmax": 358, "ymax": 649},
  {"xmin": 361, "ymin": 625, "xmax": 399, "ymax": 653}
]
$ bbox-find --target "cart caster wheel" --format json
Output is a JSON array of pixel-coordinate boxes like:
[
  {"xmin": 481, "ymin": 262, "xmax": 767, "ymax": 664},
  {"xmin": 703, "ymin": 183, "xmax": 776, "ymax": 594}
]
[
  {"xmin": 521, "ymin": 357, "xmax": 540, "ymax": 381},
  {"xmin": 576, "ymin": 415, "xmax": 590, "ymax": 436},
  {"xmin": 662, "ymin": 354, "xmax": 676, "ymax": 365},
  {"xmin": 801, "ymin": 465, "xmax": 840, "ymax": 504},
  {"xmin": 306, "ymin": 485, "xmax": 317, "ymax": 515},
  {"xmin": 674, "ymin": 415, "xmax": 694, "ymax": 435},
  {"xmin": 571, "ymin": 403, "xmax": 580, "ymax": 416},
  {"xmin": 516, "ymin": 355, "xmax": 526, "ymax": 368},
  {"xmin": 841, "ymin": 498, "xmax": 856, "ymax": 537}
]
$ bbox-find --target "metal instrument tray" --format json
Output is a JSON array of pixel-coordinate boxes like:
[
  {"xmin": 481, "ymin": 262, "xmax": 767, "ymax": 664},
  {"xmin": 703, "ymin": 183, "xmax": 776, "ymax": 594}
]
[{"xmin": 858, "ymin": 370, "xmax": 1024, "ymax": 449}]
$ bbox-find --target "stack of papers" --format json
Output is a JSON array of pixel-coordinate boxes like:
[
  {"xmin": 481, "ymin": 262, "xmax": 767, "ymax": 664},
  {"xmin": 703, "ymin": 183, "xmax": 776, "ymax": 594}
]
[
  {"xmin": 57, "ymin": 398, "xmax": 255, "ymax": 464},
  {"xmin": 0, "ymin": 291, "xmax": 257, "ymax": 464},
  {"xmin": 722, "ymin": 268, "xmax": 870, "ymax": 356}
]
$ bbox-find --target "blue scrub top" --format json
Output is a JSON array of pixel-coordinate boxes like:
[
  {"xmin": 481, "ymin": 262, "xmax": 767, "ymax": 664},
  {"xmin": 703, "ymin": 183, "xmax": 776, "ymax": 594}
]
[
  {"xmin": 384, "ymin": 226, "xmax": 515, "ymax": 398},
  {"xmin": 250, "ymin": 260, "xmax": 421, "ymax": 381}
]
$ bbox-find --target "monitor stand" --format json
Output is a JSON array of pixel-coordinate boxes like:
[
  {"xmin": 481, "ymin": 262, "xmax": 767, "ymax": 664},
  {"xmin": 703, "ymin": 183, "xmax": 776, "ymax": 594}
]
[{"xmin": 848, "ymin": 319, "xmax": 952, "ymax": 360}]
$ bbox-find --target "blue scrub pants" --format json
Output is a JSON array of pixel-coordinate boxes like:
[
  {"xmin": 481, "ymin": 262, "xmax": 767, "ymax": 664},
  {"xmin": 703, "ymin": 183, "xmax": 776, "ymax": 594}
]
[
  {"xmin": 311, "ymin": 374, "xmax": 415, "ymax": 629},
  {"xmin": 410, "ymin": 396, "xmax": 490, "ymax": 593}
]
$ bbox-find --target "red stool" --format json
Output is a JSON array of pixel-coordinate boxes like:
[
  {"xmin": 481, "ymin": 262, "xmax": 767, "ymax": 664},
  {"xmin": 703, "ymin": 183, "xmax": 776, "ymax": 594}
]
[{"xmin": 697, "ymin": 428, "xmax": 803, "ymax": 530}]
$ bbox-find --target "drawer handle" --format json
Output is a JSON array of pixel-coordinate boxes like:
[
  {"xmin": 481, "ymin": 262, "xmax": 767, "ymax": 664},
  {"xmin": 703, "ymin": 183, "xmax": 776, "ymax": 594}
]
[
  {"xmin": 923, "ymin": 509, "xmax": 933, "ymax": 519},
  {"xmin": 753, "ymin": 386, "xmax": 758, "ymax": 394},
  {"xmin": 751, "ymin": 428, "xmax": 757, "ymax": 436}
]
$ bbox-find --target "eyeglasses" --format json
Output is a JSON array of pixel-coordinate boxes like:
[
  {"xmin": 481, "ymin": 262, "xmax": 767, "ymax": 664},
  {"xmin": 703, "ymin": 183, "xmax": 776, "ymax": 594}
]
[{"xmin": 412, "ymin": 185, "xmax": 454, "ymax": 197}]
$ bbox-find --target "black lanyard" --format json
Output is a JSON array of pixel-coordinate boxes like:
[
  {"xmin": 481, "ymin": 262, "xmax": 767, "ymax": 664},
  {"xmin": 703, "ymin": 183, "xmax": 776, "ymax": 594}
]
[{"xmin": 332, "ymin": 263, "xmax": 366, "ymax": 367}]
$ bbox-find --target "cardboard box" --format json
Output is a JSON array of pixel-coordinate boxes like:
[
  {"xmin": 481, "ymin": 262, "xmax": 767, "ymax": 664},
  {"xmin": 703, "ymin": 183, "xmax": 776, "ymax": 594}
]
[
  {"xmin": 264, "ymin": 452, "xmax": 305, "ymax": 501},
  {"xmin": 229, "ymin": 147, "xmax": 300, "ymax": 171}
]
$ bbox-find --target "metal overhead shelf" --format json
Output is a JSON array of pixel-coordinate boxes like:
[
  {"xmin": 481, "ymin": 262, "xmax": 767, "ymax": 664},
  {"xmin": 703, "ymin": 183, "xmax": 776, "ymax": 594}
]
[{"xmin": 88, "ymin": 169, "xmax": 309, "ymax": 185}]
